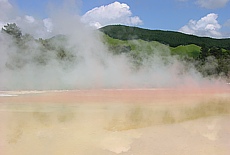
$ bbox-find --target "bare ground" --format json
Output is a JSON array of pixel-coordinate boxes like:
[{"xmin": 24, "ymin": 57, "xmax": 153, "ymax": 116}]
[{"xmin": 0, "ymin": 88, "xmax": 230, "ymax": 154}]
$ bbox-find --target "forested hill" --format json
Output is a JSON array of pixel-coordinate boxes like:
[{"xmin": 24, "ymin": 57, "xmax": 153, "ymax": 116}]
[{"xmin": 99, "ymin": 25, "xmax": 230, "ymax": 50}]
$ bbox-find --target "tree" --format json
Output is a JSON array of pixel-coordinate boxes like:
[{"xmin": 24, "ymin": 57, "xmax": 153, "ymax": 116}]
[
  {"xmin": 2, "ymin": 23, "xmax": 22, "ymax": 39},
  {"xmin": 198, "ymin": 44, "xmax": 209, "ymax": 62},
  {"xmin": 209, "ymin": 46, "xmax": 222, "ymax": 59}
]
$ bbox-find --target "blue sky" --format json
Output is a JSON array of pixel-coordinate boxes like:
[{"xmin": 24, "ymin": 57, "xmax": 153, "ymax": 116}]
[{"xmin": 1, "ymin": 0, "xmax": 230, "ymax": 38}]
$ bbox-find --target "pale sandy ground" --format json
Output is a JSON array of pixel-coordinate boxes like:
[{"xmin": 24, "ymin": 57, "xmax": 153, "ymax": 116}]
[{"xmin": 0, "ymin": 88, "xmax": 230, "ymax": 155}]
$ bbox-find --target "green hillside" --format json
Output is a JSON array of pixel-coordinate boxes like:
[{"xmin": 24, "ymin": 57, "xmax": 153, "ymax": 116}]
[
  {"xmin": 170, "ymin": 44, "xmax": 201, "ymax": 58},
  {"xmin": 101, "ymin": 30, "xmax": 230, "ymax": 78},
  {"xmin": 103, "ymin": 34, "xmax": 201, "ymax": 59},
  {"xmin": 100, "ymin": 25, "xmax": 230, "ymax": 49}
]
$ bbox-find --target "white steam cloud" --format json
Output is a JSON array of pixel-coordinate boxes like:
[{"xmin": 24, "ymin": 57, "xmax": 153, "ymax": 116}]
[{"xmin": 0, "ymin": 1, "xmax": 226, "ymax": 90}]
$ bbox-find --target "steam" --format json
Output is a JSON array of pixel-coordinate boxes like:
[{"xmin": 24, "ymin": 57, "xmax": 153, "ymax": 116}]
[{"xmin": 0, "ymin": 3, "xmax": 226, "ymax": 90}]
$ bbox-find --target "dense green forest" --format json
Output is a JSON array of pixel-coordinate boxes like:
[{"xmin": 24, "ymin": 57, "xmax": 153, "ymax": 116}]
[
  {"xmin": 1, "ymin": 23, "xmax": 230, "ymax": 79},
  {"xmin": 100, "ymin": 25, "xmax": 230, "ymax": 49}
]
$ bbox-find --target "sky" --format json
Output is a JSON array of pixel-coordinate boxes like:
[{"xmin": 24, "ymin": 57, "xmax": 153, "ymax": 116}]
[{"xmin": 0, "ymin": 0, "xmax": 230, "ymax": 38}]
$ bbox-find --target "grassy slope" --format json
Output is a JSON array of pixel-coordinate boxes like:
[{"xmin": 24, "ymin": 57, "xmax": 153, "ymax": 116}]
[
  {"xmin": 170, "ymin": 44, "xmax": 201, "ymax": 58},
  {"xmin": 103, "ymin": 34, "xmax": 201, "ymax": 58}
]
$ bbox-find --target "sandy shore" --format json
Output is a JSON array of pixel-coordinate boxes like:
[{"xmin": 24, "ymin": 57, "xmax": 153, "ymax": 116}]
[{"xmin": 0, "ymin": 88, "xmax": 230, "ymax": 154}]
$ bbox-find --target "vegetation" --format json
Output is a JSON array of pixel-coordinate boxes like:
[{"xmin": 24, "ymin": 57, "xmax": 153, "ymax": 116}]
[
  {"xmin": 101, "ymin": 25, "xmax": 230, "ymax": 79},
  {"xmin": 100, "ymin": 25, "xmax": 230, "ymax": 49},
  {"xmin": 2, "ymin": 23, "xmax": 22, "ymax": 39},
  {"xmin": 1, "ymin": 23, "xmax": 230, "ymax": 79},
  {"xmin": 1, "ymin": 23, "xmax": 76, "ymax": 69},
  {"xmin": 170, "ymin": 44, "xmax": 201, "ymax": 58},
  {"xmin": 195, "ymin": 45, "xmax": 230, "ymax": 78}
]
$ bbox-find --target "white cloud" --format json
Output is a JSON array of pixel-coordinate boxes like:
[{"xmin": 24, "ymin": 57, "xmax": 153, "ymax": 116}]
[
  {"xmin": 0, "ymin": 0, "xmax": 11, "ymax": 30},
  {"xmin": 179, "ymin": 13, "xmax": 223, "ymax": 38},
  {"xmin": 0, "ymin": 0, "xmax": 13, "ymax": 21},
  {"xmin": 0, "ymin": 0, "xmax": 53, "ymax": 38},
  {"xmin": 43, "ymin": 18, "xmax": 53, "ymax": 33},
  {"xmin": 196, "ymin": 0, "xmax": 229, "ymax": 9},
  {"xmin": 25, "ymin": 15, "xmax": 35, "ymax": 23},
  {"xmin": 1, "ymin": 1, "xmax": 142, "ymax": 36},
  {"xmin": 81, "ymin": 1, "xmax": 143, "ymax": 28}
]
